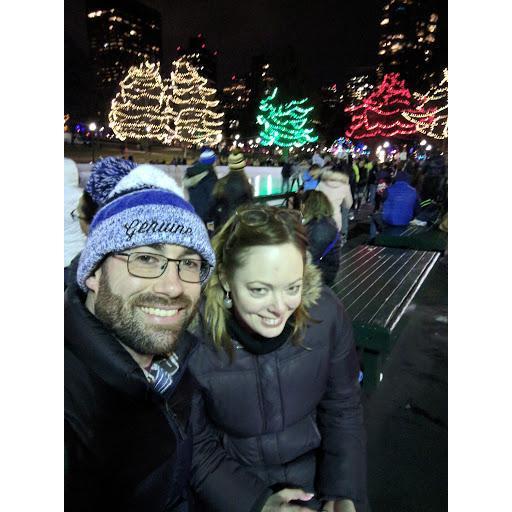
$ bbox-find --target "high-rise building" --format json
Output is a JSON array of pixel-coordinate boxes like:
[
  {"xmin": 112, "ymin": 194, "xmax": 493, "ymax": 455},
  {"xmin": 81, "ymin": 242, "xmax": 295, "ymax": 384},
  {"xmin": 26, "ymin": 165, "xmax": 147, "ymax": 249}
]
[
  {"xmin": 376, "ymin": 0, "xmax": 440, "ymax": 91},
  {"xmin": 222, "ymin": 75, "xmax": 251, "ymax": 138},
  {"xmin": 248, "ymin": 55, "xmax": 276, "ymax": 102},
  {"xmin": 176, "ymin": 33, "xmax": 218, "ymax": 85},
  {"xmin": 86, "ymin": 0, "xmax": 162, "ymax": 122},
  {"xmin": 317, "ymin": 83, "xmax": 345, "ymax": 142},
  {"xmin": 320, "ymin": 83, "xmax": 344, "ymax": 110},
  {"xmin": 343, "ymin": 69, "xmax": 376, "ymax": 108}
]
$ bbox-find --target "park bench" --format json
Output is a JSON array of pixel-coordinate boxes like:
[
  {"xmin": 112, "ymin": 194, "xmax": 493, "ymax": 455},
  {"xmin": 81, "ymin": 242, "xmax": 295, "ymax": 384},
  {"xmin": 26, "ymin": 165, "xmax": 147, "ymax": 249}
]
[
  {"xmin": 374, "ymin": 223, "xmax": 447, "ymax": 253},
  {"xmin": 331, "ymin": 244, "xmax": 440, "ymax": 391}
]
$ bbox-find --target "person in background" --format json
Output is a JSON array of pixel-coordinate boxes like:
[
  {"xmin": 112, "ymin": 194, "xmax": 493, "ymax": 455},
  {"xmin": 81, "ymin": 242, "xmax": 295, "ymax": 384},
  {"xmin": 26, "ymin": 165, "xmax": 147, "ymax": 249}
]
[
  {"xmin": 317, "ymin": 165, "xmax": 353, "ymax": 242},
  {"xmin": 369, "ymin": 171, "xmax": 421, "ymax": 240},
  {"xmin": 183, "ymin": 148, "xmax": 218, "ymax": 224},
  {"xmin": 353, "ymin": 159, "xmax": 367, "ymax": 211},
  {"xmin": 366, "ymin": 159, "xmax": 377, "ymax": 205},
  {"xmin": 374, "ymin": 163, "xmax": 393, "ymax": 212},
  {"xmin": 76, "ymin": 157, "xmax": 137, "ymax": 235},
  {"xmin": 210, "ymin": 150, "xmax": 254, "ymax": 231},
  {"xmin": 64, "ymin": 158, "xmax": 87, "ymax": 276},
  {"xmin": 301, "ymin": 190, "xmax": 341, "ymax": 287},
  {"xmin": 281, "ymin": 159, "xmax": 293, "ymax": 193},
  {"xmin": 312, "ymin": 150, "xmax": 325, "ymax": 168},
  {"xmin": 65, "ymin": 182, "xmax": 216, "ymax": 512},
  {"xmin": 189, "ymin": 205, "xmax": 367, "ymax": 512},
  {"xmin": 302, "ymin": 164, "xmax": 322, "ymax": 191},
  {"xmin": 290, "ymin": 157, "xmax": 307, "ymax": 191}
]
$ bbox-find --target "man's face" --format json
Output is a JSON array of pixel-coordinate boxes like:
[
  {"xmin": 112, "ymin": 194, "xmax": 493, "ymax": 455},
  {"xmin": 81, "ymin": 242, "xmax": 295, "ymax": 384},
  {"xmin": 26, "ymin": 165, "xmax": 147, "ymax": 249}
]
[{"xmin": 85, "ymin": 244, "xmax": 202, "ymax": 357}]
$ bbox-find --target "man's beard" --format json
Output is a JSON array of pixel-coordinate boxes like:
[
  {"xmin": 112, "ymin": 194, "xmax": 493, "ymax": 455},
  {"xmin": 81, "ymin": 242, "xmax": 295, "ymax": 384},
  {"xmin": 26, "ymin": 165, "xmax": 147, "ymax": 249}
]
[{"xmin": 94, "ymin": 272, "xmax": 198, "ymax": 357}]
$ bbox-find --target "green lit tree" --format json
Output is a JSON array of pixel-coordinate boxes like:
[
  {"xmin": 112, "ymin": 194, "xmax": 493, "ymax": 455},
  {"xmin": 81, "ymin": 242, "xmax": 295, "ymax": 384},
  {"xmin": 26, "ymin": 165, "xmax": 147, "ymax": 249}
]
[{"xmin": 256, "ymin": 88, "xmax": 318, "ymax": 149}]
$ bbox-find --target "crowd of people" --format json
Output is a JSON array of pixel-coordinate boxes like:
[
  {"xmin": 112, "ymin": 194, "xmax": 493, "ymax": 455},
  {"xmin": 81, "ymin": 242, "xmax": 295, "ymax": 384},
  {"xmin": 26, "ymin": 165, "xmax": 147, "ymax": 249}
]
[{"xmin": 64, "ymin": 145, "xmax": 447, "ymax": 512}]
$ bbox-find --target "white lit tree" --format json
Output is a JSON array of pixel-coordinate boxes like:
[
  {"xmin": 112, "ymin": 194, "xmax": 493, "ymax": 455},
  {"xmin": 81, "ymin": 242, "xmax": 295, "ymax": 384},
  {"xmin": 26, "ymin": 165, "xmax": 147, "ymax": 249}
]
[
  {"xmin": 402, "ymin": 68, "xmax": 448, "ymax": 140},
  {"xmin": 166, "ymin": 57, "xmax": 224, "ymax": 146},
  {"xmin": 108, "ymin": 61, "xmax": 174, "ymax": 143}
]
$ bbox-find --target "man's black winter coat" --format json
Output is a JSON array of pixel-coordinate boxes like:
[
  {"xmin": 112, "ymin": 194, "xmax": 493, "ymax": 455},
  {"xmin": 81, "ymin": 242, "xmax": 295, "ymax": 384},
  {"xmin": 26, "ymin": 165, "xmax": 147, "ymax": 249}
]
[{"xmin": 65, "ymin": 276, "xmax": 199, "ymax": 512}]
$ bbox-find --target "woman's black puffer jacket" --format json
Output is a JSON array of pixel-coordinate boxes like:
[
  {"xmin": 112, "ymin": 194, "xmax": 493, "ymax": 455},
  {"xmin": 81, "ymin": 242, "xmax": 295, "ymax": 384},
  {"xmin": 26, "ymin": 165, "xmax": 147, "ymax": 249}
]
[
  {"xmin": 188, "ymin": 274, "xmax": 367, "ymax": 512},
  {"xmin": 305, "ymin": 217, "xmax": 341, "ymax": 287}
]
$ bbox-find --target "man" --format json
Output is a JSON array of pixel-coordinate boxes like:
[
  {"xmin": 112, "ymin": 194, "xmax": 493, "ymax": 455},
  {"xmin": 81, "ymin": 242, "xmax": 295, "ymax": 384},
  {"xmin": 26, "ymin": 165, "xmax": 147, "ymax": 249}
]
[
  {"xmin": 369, "ymin": 171, "xmax": 421, "ymax": 240},
  {"xmin": 65, "ymin": 186, "xmax": 216, "ymax": 511},
  {"xmin": 182, "ymin": 148, "xmax": 218, "ymax": 224}
]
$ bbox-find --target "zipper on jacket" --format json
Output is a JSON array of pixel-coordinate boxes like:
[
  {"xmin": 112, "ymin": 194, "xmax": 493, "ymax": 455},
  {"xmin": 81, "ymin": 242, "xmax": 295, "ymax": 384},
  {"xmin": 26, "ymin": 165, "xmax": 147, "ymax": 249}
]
[
  {"xmin": 165, "ymin": 401, "xmax": 186, "ymax": 441},
  {"xmin": 254, "ymin": 356, "xmax": 267, "ymax": 433}
]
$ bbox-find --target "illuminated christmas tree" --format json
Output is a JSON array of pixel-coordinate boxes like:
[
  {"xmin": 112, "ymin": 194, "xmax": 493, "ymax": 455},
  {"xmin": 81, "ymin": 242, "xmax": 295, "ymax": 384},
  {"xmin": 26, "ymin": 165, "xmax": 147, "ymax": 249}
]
[
  {"xmin": 166, "ymin": 57, "xmax": 224, "ymax": 146},
  {"xmin": 345, "ymin": 72, "xmax": 425, "ymax": 139},
  {"xmin": 256, "ymin": 88, "xmax": 318, "ymax": 148},
  {"xmin": 403, "ymin": 69, "xmax": 448, "ymax": 140},
  {"xmin": 108, "ymin": 61, "xmax": 173, "ymax": 143}
]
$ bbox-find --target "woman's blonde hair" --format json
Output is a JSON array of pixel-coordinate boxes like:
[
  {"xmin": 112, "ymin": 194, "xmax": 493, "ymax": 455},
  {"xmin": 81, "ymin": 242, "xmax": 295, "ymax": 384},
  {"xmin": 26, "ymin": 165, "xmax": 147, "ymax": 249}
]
[
  {"xmin": 301, "ymin": 190, "xmax": 333, "ymax": 223},
  {"xmin": 204, "ymin": 205, "xmax": 321, "ymax": 358}
]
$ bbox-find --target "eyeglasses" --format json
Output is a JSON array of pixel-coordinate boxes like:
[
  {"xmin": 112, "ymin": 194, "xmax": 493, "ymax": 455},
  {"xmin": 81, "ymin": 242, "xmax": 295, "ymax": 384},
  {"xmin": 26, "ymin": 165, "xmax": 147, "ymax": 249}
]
[
  {"xmin": 113, "ymin": 252, "xmax": 211, "ymax": 284},
  {"xmin": 70, "ymin": 209, "xmax": 86, "ymax": 221},
  {"xmin": 234, "ymin": 207, "xmax": 302, "ymax": 227}
]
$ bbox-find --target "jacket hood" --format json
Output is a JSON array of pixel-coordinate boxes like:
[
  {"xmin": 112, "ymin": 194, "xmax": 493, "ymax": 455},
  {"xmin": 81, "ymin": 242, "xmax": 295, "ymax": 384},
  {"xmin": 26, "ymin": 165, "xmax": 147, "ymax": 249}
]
[
  {"xmin": 321, "ymin": 169, "xmax": 350, "ymax": 186},
  {"xmin": 64, "ymin": 158, "xmax": 80, "ymax": 188},
  {"xmin": 301, "ymin": 257, "xmax": 323, "ymax": 310}
]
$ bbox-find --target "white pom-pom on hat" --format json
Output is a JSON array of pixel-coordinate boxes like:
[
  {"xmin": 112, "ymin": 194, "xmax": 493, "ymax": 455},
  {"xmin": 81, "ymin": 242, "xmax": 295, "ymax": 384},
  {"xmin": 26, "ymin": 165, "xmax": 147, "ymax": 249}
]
[{"xmin": 107, "ymin": 164, "xmax": 184, "ymax": 200}]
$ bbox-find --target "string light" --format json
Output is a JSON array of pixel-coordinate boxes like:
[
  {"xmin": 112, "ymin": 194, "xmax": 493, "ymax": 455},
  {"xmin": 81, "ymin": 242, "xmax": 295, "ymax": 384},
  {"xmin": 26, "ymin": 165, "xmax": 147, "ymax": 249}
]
[
  {"xmin": 108, "ymin": 61, "xmax": 174, "ymax": 143},
  {"xmin": 166, "ymin": 57, "xmax": 224, "ymax": 146},
  {"xmin": 256, "ymin": 88, "xmax": 318, "ymax": 148},
  {"xmin": 403, "ymin": 68, "xmax": 448, "ymax": 140},
  {"xmin": 345, "ymin": 72, "xmax": 428, "ymax": 139}
]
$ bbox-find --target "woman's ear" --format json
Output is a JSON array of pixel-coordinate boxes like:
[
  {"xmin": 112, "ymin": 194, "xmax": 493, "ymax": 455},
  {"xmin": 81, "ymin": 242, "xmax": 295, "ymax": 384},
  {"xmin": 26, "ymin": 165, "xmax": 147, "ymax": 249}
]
[{"xmin": 218, "ymin": 268, "xmax": 230, "ymax": 292}]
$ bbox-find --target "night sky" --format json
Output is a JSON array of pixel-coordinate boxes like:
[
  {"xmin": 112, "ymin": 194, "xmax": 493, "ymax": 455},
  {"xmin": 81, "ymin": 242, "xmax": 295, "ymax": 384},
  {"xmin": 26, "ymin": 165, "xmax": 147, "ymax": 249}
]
[{"xmin": 65, "ymin": 0, "xmax": 387, "ymax": 91}]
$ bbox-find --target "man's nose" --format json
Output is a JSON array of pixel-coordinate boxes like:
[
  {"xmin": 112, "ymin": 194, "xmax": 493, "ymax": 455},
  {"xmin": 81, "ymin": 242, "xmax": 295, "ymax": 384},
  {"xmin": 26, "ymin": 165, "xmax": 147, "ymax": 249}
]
[{"xmin": 152, "ymin": 262, "xmax": 184, "ymax": 297}]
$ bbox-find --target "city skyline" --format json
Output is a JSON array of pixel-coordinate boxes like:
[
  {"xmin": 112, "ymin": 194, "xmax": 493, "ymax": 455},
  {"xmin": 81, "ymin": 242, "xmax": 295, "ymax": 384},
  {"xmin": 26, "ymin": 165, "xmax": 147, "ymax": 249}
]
[{"xmin": 66, "ymin": 0, "xmax": 447, "ymax": 92}]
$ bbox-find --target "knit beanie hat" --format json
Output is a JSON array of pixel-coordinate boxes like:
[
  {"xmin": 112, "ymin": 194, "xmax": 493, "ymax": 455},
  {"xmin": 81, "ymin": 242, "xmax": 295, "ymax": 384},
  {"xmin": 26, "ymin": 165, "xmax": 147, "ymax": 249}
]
[
  {"xmin": 199, "ymin": 149, "xmax": 216, "ymax": 165},
  {"xmin": 228, "ymin": 151, "xmax": 246, "ymax": 171},
  {"xmin": 76, "ymin": 188, "xmax": 216, "ymax": 292},
  {"xmin": 85, "ymin": 157, "xmax": 137, "ymax": 205}
]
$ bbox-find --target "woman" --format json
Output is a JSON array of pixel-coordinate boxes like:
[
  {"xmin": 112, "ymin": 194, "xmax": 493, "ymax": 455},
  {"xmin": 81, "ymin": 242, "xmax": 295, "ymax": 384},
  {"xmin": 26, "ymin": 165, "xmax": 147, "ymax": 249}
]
[
  {"xmin": 210, "ymin": 150, "xmax": 254, "ymax": 231},
  {"xmin": 301, "ymin": 190, "xmax": 341, "ymax": 287},
  {"xmin": 316, "ymin": 166, "xmax": 353, "ymax": 240},
  {"xmin": 189, "ymin": 205, "xmax": 367, "ymax": 512}
]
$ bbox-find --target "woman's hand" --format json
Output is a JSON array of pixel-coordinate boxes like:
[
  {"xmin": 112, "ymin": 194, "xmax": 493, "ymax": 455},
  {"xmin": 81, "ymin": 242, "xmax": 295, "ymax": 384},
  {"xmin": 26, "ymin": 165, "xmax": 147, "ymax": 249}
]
[
  {"xmin": 322, "ymin": 499, "xmax": 356, "ymax": 512},
  {"xmin": 261, "ymin": 488, "xmax": 315, "ymax": 511}
]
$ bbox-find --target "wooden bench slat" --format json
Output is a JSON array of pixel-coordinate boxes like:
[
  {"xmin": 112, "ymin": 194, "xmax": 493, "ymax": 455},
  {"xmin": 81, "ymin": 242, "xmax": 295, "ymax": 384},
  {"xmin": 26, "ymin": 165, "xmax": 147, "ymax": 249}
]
[
  {"xmin": 332, "ymin": 247, "xmax": 393, "ymax": 296},
  {"xmin": 368, "ymin": 251, "xmax": 439, "ymax": 328},
  {"xmin": 344, "ymin": 250, "xmax": 425, "ymax": 324}
]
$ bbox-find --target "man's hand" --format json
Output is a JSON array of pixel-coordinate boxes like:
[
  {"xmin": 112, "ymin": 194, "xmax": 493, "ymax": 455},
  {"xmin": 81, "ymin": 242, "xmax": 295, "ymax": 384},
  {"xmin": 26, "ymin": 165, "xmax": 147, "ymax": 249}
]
[
  {"xmin": 322, "ymin": 499, "xmax": 357, "ymax": 512},
  {"xmin": 261, "ymin": 488, "xmax": 315, "ymax": 511}
]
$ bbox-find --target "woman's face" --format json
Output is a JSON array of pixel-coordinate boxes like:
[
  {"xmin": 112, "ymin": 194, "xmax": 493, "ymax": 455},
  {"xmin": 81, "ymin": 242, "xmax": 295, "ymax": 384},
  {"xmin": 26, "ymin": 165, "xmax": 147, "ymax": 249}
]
[{"xmin": 226, "ymin": 243, "xmax": 304, "ymax": 338}]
